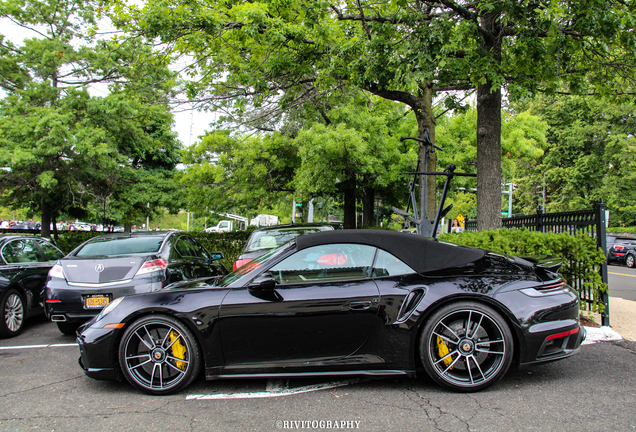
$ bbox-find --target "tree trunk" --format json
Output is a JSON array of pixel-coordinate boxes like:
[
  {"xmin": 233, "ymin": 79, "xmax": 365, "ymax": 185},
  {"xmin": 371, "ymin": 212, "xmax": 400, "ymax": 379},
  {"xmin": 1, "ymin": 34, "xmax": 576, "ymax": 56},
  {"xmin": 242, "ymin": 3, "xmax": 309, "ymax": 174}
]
[
  {"xmin": 40, "ymin": 200, "xmax": 52, "ymax": 239},
  {"xmin": 414, "ymin": 87, "xmax": 437, "ymax": 234},
  {"xmin": 476, "ymin": 12, "xmax": 503, "ymax": 231},
  {"xmin": 342, "ymin": 176, "xmax": 357, "ymax": 229},
  {"xmin": 124, "ymin": 222, "xmax": 133, "ymax": 233},
  {"xmin": 362, "ymin": 186, "xmax": 374, "ymax": 227}
]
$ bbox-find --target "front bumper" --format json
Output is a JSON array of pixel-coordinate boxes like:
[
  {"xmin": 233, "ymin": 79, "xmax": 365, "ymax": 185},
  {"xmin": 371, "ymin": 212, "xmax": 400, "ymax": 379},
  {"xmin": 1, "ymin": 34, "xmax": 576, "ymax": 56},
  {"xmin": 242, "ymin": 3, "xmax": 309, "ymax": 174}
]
[{"xmin": 76, "ymin": 324, "xmax": 121, "ymax": 381}]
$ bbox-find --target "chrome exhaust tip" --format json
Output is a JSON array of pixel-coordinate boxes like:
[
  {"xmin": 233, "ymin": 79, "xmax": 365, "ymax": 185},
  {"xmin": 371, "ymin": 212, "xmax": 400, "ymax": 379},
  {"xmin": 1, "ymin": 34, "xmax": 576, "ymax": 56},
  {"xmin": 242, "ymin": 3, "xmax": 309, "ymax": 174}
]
[{"xmin": 51, "ymin": 315, "xmax": 67, "ymax": 322}]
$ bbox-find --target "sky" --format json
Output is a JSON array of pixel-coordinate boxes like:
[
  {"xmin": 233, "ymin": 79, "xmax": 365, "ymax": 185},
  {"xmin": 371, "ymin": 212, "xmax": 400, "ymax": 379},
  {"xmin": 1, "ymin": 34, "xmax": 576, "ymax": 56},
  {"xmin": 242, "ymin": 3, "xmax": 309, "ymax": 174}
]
[{"xmin": 1, "ymin": 16, "xmax": 213, "ymax": 148}]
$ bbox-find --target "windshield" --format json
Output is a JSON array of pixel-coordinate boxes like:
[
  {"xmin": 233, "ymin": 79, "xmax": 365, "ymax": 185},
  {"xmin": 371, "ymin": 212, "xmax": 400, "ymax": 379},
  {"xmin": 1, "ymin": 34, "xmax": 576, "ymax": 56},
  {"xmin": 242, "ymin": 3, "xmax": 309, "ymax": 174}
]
[
  {"xmin": 75, "ymin": 236, "xmax": 165, "ymax": 257},
  {"xmin": 246, "ymin": 227, "xmax": 331, "ymax": 252},
  {"xmin": 217, "ymin": 242, "xmax": 294, "ymax": 287}
]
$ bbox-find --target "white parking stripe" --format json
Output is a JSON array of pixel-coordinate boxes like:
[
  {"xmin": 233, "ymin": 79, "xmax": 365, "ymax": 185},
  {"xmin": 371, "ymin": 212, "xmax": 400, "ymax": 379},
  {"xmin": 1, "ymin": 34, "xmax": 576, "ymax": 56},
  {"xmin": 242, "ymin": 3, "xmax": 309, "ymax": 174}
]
[
  {"xmin": 0, "ymin": 343, "xmax": 78, "ymax": 351},
  {"xmin": 187, "ymin": 378, "xmax": 364, "ymax": 400}
]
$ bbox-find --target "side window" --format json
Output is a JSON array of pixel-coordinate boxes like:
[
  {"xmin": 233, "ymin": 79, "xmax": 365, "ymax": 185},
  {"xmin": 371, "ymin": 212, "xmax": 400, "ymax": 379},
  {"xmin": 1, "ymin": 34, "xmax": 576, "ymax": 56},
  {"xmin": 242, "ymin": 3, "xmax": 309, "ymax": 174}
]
[
  {"xmin": 269, "ymin": 244, "xmax": 376, "ymax": 284},
  {"xmin": 372, "ymin": 249, "xmax": 415, "ymax": 277},
  {"xmin": 175, "ymin": 237, "xmax": 196, "ymax": 258},
  {"xmin": 38, "ymin": 241, "xmax": 65, "ymax": 262},
  {"xmin": 186, "ymin": 237, "xmax": 211, "ymax": 260},
  {"xmin": 2, "ymin": 239, "xmax": 41, "ymax": 264}
]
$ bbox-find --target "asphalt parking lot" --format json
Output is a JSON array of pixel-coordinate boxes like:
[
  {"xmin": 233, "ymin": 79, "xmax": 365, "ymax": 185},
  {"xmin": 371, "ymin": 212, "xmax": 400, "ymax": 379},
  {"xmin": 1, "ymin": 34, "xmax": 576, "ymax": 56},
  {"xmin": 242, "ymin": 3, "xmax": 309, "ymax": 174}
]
[{"xmin": 1, "ymin": 316, "xmax": 636, "ymax": 432}]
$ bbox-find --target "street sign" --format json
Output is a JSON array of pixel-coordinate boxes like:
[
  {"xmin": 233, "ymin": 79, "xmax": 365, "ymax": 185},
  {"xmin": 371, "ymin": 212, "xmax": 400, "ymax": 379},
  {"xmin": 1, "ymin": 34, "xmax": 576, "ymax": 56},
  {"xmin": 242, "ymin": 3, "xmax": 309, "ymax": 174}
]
[{"xmin": 456, "ymin": 214, "xmax": 465, "ymax": 223}]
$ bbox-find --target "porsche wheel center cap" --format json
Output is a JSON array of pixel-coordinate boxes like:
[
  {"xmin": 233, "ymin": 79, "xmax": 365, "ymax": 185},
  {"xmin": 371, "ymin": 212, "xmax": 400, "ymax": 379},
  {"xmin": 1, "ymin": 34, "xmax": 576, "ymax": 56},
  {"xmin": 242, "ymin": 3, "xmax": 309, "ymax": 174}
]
[
  {"xmin": 459, "ymin": 339, "xmax": 474, "ymax": 354},
  {"xmin": 151, "ymin": 349, "xmax": 166, "ymax": 362}
]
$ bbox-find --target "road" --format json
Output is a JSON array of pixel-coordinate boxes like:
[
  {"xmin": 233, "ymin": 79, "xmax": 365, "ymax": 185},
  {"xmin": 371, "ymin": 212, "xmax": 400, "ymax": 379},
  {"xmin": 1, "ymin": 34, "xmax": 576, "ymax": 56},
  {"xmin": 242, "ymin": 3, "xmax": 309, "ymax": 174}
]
[
  {"xmin": 1, "ymin": 317, "xmax": 636, "ymax": 431},
  {"xmin": 608, "ymin": 263, "xmax": 636, "ymax": 301}
]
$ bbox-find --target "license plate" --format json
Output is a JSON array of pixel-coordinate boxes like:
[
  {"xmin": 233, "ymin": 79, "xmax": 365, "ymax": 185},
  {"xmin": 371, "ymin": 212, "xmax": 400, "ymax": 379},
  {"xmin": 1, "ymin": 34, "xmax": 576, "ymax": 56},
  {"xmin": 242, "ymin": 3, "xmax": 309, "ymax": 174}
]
[{"xmin": 85, "ymin": 295, "xmax": 110, "ymax": 309}]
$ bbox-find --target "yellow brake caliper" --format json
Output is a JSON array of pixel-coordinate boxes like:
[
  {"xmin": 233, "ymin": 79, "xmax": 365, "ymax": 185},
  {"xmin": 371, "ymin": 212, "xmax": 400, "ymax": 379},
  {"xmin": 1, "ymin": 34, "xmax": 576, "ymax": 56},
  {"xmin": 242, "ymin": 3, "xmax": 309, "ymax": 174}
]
[
  {"xmin": 169, "ymin": 331, "xmax": 187, "ymax": 370},
  {"xmin": 436, "ymin": 336, "xmax": 454, "ymax": 369}
]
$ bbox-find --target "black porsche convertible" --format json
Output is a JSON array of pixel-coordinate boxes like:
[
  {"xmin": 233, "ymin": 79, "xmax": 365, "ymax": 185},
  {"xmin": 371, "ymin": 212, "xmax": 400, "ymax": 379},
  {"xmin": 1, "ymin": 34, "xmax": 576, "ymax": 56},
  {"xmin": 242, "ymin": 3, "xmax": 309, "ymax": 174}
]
[{"xmin": 76, "ymin": 230, "xmax": 585, "ymax": 395}]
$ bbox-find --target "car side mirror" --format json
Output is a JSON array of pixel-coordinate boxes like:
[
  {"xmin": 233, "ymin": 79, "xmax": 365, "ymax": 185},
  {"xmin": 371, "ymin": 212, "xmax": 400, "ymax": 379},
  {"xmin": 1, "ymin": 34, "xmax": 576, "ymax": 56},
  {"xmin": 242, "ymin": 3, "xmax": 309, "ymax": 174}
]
[{"xmin": 249, "ymin": 273, "xmax": 277, "ymax": 291}]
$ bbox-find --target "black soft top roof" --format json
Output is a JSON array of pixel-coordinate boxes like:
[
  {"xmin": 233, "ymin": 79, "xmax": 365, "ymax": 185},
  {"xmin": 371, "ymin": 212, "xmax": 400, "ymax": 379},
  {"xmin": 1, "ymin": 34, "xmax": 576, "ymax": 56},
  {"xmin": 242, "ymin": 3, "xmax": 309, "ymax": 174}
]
[{"xmin": 296, "ymin": 229, "xmax": 485, "ymax": 274}]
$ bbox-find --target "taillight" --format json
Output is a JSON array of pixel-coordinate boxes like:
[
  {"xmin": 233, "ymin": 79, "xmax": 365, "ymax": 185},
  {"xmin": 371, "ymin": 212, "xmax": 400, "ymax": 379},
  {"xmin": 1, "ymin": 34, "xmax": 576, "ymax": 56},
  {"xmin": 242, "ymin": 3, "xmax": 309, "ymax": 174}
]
[
  {"xmin": 236, "ymin": 261, "xmax": 261, "ymax": 274},
  {"xmin": 135, "ymin": 259, "xmax": 168, "ymax": 276},
  {"xmin": 49, "ymin": 264, "xmax": 65, "ymax": 279},
  {"xmin": 233, "ymin": 258, "xmax": 254, "ymax": 271},
  {"xmin": 536, "ymin": 280, "xmax": 566, "ymax": 290},
  {"xmin": 614, "ymin": 245, "xmax": 625, "ymax": 251}
]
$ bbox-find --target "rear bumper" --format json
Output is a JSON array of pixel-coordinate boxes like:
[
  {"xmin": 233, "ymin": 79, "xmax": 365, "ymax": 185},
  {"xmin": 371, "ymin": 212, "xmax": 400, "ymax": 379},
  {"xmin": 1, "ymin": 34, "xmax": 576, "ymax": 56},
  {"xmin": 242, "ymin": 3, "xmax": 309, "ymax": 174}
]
[
  {"xmin": 46, "ymin": 280, "xmax": 162, "ymax": 323},
  {"xmin": 520, "ymin": 325, "xmax": 586, "ymax": 367}
]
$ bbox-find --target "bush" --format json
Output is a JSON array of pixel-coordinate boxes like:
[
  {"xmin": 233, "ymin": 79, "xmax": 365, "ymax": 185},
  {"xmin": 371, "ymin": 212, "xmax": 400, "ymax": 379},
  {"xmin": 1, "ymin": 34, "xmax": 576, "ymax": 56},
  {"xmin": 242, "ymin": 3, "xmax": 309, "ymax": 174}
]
[{"xmin": 439, "ymin": 228, "xmax": 607, "ymax": 312}]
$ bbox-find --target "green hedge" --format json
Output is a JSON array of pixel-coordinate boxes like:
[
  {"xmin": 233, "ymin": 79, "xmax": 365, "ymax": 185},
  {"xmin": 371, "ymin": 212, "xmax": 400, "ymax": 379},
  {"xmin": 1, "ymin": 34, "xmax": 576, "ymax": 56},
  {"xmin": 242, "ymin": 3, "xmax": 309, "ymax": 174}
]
[
  {"xmin": 439, "ymin": 228, "xmax": 607, "ymax": 312},
  {"xmin": 53, "ymin": 230, "xmax": 253, "ymax": 270}
]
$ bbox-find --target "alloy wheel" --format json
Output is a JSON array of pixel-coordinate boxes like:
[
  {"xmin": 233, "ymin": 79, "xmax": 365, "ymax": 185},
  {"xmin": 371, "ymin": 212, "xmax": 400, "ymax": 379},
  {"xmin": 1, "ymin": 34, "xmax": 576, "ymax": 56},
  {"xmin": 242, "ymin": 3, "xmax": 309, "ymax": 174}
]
[
  {"xmin": 421, "ymin": 303, "xmax": 513, "ymax": 392},
  {"xmin": 2, "ymin": 291, "xmax": 24, "ymax": 336},
  {"xmin": 120, "ymin": 316, "xmax": 200, "ymax": 394}
]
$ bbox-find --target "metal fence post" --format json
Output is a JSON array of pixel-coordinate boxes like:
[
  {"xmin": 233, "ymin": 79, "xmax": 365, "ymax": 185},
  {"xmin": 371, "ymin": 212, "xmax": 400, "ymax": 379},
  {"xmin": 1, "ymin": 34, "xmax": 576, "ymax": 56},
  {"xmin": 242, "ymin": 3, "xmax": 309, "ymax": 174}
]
[{"xmin": 595, "ymin": 199, "xmax": 609, "ymax": 326}]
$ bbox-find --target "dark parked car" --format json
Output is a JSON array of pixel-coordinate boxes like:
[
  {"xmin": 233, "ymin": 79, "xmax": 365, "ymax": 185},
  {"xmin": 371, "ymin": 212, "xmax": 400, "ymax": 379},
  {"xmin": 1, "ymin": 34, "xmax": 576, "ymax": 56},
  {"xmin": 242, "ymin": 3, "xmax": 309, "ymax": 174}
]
[
  {"xmin": 607, "ymin": 236, "xmax": 636, "ymax": 267},
  {"xmin": 45, "ymin": 231, "xmax": 227, "ymax": 335},
  {"xmin": 233, "ymin": 223, "xmax": 333, "ymax": 270},
  {"xmin": 76, "ymin": 230, "xmax": 585, "ymax": 395},
  {"xmin": 0, "ymin": 235, "xmax": 65, "ymax": 337}
]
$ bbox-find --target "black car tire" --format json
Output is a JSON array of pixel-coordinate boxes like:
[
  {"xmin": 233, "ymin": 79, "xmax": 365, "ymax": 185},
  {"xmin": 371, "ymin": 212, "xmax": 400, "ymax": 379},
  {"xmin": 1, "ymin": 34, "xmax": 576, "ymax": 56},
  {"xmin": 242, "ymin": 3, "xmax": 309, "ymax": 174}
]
[
  {"xmin": 0, "ymin": 288, "xmax": 25, "ymax": 338},
  {"xmin": 420, "ymin": 301, "xmax": 513, "ymax": 392},
  {"xmin": 626, "ymin": 254, "xmax": 636, "ymax": 268},
  {"xmin": 56, "ymin": 322, "xmax": 79, "ymax": 336},
  {"xmin": 119, "ymin": 314, "xmax": 201, "ymax": 395}
]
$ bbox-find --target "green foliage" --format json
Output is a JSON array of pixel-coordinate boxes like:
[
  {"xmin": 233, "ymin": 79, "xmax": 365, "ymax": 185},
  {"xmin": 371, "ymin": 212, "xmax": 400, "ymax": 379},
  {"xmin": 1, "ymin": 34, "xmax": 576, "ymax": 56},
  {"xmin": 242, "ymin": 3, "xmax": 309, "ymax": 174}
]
[
  {"xmin": 187, "ymin": 231, "xmax": 253, "ymax": 269},
  {"xmin": 0, "ymin": 0, "xmax": 181, "ymax": 235},
  {"xmin": 439, "ymin": 228, "xmax": 607, "ymax": 312},
  {"xmin": 514, "ymin": 95, "xmax": 636, "ymax": 223}
]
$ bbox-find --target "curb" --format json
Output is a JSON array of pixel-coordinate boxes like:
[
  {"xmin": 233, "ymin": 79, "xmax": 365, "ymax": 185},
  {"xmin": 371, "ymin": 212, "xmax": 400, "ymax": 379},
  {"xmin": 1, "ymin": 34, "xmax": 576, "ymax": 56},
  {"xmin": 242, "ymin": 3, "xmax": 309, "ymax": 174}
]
[{"xmin": 582, "ymin": 326, "xmax": 623, "ymax": 345}]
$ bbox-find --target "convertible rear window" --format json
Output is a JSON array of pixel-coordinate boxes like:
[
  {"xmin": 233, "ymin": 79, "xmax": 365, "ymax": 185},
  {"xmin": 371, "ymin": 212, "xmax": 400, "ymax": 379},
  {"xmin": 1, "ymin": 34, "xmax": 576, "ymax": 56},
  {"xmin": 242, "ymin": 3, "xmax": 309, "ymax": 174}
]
[{"xmin": 75, "ymin": 236, "xmax": 165, "ymax": 256}]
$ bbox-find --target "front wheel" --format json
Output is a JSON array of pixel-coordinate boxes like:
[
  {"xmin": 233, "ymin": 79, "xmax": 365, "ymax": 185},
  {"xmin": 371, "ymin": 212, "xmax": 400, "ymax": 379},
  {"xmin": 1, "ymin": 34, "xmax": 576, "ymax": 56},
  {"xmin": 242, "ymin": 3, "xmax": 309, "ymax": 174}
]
[
  {"xmin": 119, "ymin": 314, "xmax": 201, "ymax": 395},
  {"xmin": 420, "ymin": 302, "xmax": 513, "ymax": 392},
  {"xmin": 626, "ymin": 254, "xmax": 636, "ymax": 268},
  {"xmin": 0, "ymin": 289, "xmax": 25, "ymax": 338}
]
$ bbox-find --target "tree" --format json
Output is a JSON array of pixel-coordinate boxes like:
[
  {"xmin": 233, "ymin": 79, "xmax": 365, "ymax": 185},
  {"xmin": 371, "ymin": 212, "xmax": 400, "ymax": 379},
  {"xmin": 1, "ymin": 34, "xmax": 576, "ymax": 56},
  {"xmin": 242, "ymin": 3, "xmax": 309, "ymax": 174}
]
[
  {"xmin": 180, "ymin": 94, "xmax": 417, "ymax": 228},
  {"xmin": 122, "ymin": 0, "xmax": 636, "ymax": 231},
  {"xmin": 0, "ymin": 0, "xmax": 181, "ymax": 236},
  {"xmin": 515, "ymin": 95, "xmax": 636, "ymax": 225},
  {"xmin": 435, "ymin": 106, "xmax": 546, "ymax": 218}
]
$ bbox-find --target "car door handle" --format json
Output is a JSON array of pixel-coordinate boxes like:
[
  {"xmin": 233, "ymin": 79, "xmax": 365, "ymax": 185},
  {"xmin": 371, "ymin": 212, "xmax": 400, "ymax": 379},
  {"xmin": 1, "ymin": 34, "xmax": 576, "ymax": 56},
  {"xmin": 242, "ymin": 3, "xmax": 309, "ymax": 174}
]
[{"xmin": 346, "ymin": 301, "xmax": 372, "ymax": 310}]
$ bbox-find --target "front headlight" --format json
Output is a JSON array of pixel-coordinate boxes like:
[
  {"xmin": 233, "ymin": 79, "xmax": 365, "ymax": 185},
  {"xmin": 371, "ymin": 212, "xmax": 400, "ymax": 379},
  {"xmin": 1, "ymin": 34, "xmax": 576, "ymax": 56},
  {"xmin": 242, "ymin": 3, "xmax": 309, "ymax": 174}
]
[{"xmin": 97, "ymin": 296, "xmax": 125, "ymax": 321}]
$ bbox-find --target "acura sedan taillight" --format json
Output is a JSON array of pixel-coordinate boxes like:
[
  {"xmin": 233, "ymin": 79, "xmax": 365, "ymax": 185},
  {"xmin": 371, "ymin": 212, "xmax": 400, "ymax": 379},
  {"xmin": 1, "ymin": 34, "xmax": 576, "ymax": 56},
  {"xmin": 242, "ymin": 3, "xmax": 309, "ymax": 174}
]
[
  {"xmin": 135, "ymin": 259, "xmax": 168, "ymax": 276},
  {"xmin": 49, "ymin": 264, "xmax": 65, "ymax": 279}
]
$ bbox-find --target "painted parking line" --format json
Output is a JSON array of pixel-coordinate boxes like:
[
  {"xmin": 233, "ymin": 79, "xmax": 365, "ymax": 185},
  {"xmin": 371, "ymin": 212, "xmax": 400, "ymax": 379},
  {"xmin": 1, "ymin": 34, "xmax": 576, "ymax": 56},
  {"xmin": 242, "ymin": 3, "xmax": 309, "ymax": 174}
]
[
  {"xmin": 187, "ymin": 378, "xmax": 365, "ymax": 400},
  {"xmin": 0, "ymin": 343, "xmax": 77, "ymax": 351},
  {"xmin": 609, "ymin": 271, "xmax": 636, "ymax": 278}
]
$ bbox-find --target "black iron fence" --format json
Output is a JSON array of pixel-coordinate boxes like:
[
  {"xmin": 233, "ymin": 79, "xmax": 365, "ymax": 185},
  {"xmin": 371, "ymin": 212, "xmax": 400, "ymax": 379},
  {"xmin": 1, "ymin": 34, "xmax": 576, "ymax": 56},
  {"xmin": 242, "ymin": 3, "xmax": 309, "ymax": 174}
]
[{"xmin": 465, "ymin": 200, "xmax": 609, "ymax": 325}]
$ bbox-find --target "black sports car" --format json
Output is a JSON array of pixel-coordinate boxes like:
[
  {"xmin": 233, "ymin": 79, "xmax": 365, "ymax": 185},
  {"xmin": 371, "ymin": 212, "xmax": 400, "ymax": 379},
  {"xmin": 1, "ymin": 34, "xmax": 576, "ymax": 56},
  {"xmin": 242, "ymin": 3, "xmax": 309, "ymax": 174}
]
[
  {"xmin": 76, "ymin": 230, "xmax": 585, "ymax": 395},
  {"xmin": 46, "ymin": 231, "xmax": 227, "ymax": 335},
  {"xmin": 0, "ymin": 235, "xmax": 65, "ymax": 337}
]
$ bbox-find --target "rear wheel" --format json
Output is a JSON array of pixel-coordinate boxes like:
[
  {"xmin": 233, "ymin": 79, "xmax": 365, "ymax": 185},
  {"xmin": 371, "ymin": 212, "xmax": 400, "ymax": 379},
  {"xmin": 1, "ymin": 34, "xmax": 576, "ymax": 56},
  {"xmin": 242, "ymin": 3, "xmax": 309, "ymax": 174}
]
[
  {"xmin": 119, "ymin": 314, "xmax": 201, "ymax": 395},
  {"xmin": 420, "ymin": 302, "xmax": 513, "ymax": 392},
  {"xmin": 626, "ymin": 254, "xmax": 635, "ymax": 268},
  {"xmin": 0, "ymin": 289, "xmax": 25, "ymax": 338},
  {"xmin": 56, "ymin": 322, "xmax": 79, "ymax": 336}
]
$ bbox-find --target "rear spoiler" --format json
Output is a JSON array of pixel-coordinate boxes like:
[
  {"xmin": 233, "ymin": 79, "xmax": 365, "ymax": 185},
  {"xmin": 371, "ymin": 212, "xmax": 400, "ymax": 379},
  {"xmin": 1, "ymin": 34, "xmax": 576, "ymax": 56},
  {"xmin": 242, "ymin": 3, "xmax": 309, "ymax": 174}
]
[{"xmin": 520, "ymin": 256, "xmax": 563, "ymax": 273}]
